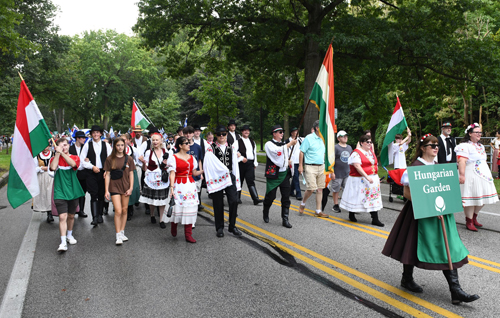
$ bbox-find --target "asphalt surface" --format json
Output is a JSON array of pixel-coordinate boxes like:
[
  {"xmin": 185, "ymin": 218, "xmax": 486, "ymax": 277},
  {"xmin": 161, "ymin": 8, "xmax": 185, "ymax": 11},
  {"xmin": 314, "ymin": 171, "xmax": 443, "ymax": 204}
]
[{"xmin": 1, "ymin": 165, "xmax": 500, "ymax": 318}]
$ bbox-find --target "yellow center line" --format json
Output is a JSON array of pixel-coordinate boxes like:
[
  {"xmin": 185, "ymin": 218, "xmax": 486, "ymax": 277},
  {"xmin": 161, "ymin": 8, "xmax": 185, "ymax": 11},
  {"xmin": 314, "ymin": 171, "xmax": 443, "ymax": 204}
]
[
  {"xmin": 201, "ymin": 203, "xmax": 462, "ymax": 318},
  {"xmin": 241, "ymin": 191, "xmax": 500, "ymax": 271}
]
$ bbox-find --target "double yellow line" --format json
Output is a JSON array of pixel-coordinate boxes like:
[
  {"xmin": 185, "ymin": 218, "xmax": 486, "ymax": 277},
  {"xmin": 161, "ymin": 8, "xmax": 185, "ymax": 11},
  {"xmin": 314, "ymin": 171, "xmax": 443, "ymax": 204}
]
[
  {"xmin": 241, "ymin": 190, "xmax": 500, "ymax": 274},
  {"xmin": 201, "ymin": 202, "xmax": 461, "ymax": 318}
]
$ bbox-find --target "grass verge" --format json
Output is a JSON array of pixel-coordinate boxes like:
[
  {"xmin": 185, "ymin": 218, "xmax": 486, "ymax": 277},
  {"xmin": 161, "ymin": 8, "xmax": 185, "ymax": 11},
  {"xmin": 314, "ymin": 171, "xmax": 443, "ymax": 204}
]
[{"xmin": 0, "ymin": 148, "xmax": 11, "ymax": 173}]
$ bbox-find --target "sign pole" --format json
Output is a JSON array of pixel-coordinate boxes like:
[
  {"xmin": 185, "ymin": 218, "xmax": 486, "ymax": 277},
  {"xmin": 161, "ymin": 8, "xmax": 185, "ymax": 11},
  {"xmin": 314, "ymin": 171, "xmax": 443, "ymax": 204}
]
[{"xmin": 439, "ymin": 215, "xmax": 453, "ymax": 270}]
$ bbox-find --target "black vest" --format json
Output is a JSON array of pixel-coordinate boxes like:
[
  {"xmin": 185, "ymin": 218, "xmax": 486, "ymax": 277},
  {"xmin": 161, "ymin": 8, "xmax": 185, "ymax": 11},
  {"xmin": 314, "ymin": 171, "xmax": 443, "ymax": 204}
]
[
  {"xmin": 87, "ymin": 140, "xmax": 108, "ymax": 167},
  {"xmin": 237, "ymin": 138, "xmax": 255, "ymax": 159},
  {"xmin": 69, "ymin": 144, "xmax": 87, "ymax": 180},
  {"xmin": 437, "ymin": 136, "xmax": 457, "ymax": 163},
  {"xmin": 227, "ymin": 132, "xmax": 240, "ymax": 146},
  {"xmin": 211, "ymin": 143, "xmax": 233, "ymax": 172}
]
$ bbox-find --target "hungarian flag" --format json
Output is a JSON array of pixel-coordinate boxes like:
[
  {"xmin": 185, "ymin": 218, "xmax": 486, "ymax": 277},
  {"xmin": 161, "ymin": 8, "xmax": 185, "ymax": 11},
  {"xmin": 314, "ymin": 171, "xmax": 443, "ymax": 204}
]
[
  {"xmin": 7, "ymin": 80, "xmax": 52, "ymax": 209},
  {"xmin": 380, "ymin": 97, "xmax": 408, "ymax": 167},
  {"xmin": 309, "ymin": 44, "xmax": 336, "ymax": 173},
  {"xmin": 131, "ymin": 101, "xmax": 150, "ymax": 138}
]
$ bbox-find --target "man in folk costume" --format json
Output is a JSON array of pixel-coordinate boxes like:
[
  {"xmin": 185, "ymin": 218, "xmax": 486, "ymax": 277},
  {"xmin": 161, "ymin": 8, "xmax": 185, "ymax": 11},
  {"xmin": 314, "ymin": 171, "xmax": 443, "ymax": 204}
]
[
  {"xmin": 132, "ymin": 124, "xmax": 147, "ymax": 149},
  {"xmin": 79, "ymin": 125, "xmax": 112, "ymax": 226},
  {"xmin": 137, "ymin": 125, "xmax": 157, "ymax": 215},
  {"xmin": 237, "ymin": 125, "xmax": 263, "ymax": 205},
  {"xmin": 33, "ymin": 143, "xmax": 55, "ymax": 222},
  {"xmin": 182, "ymin": 126, "xmax": 204, "ymax": 212},
  {"xmin": 287, "ymin": 127, "xmax": 303, "ymax": 200},
  {"xmin": 226, "ymin": 119, "xmax": 241, "ymax": 146},
  {"xmin": 437, "ymin": 122, "xmax": 457, "ymax": 164},
  {"xmin": 263, "ymin": 125, "xmax": 297, "ymax": 228},
  {"xmin": 69, "ymin": 130, "xmax": 89, "ymax": 218},
  {"xmin": 203, "ymin": 125, "xmax": 242, "ymax": 237}
]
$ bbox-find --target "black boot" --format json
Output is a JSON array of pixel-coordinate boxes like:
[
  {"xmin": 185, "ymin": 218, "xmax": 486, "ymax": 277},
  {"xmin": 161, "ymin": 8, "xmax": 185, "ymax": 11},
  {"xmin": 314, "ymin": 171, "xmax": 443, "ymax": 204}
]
[
  {"xmin": 46, "ymin": 211, "xmax": 54, "ymax": 223},
  {"xmin": 127, "ymin": 205, "xmax": 133, "ymax": 221},
  {"xmin": 249, "ymin": 186, "xmax": 263, "ymax": 205},
  {"xmin": 90, "ymin": 201, "xmax": 98, "ymax": 226},
  {"xmin": 443, "ymin": 270, "xmax": 480, "ymax": 305},
  {"xmin": 401, "ymin": 265, "xmax": 423, "ymax": 293},
  {"xmin": 281, "ymin": 207, "xmax": 292, "ymax": 228},
  {"xmin": 96, "ymin": 201, "xmax": 104, "ymax": 223},
  {"xmin": 349, "ymin": 212, "xmax": 357, "ymax": 222},
  {"xmin": 237, "ymin": 191, "xmax": 242, "ymax": 204},
  {"xmin": 78, "ymin": 196, "xmax": 88, "ymax": 217},
  {"xmin": 370, "ymin": 211, "xmax": 384, "ymax": 227},
  {"xmin": 263, "ymin": 205, "xmax": 270, "ymax": 223},
  {"xmin": 103, "ymin": 201, "xmax": 109, "ymax": 215},
  {"xmin": 145, "ymin": 203, "xmax": 150, "ymax": 215}
]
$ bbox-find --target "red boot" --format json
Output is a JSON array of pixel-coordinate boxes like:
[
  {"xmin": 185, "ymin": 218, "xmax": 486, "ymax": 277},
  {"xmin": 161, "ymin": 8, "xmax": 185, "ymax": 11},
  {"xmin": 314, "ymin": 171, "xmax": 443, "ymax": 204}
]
[
  {"xmin": 465, "ymin": 217, "xmax": 478, "ymax": 232},
  {"xmin": 185, "ymin": 224, "xmax": 196, "ymax": 243},
  {"xmin": 472, "ymin": 213, "xmax": 483, "ymax": 227},
  {"xmin": 171, "ymin": 222, "xmax": 177, "ymax": 237}
]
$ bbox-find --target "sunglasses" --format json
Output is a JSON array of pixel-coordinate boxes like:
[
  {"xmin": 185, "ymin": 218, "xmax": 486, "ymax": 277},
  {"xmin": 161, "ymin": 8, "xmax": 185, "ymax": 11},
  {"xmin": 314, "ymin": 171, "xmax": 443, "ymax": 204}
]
[
  {"xmin": 181, "ymin": 142, "xmax": 189, "ymax": 145},
  {"xmin": 217, "ymin": 133, "xmax": 227, "ymax": 137},
  {"xmin": 274, "ymin": 130, "xmax": 284, "ymax": 134},
  {"xmin": 365, "ymin": 141, "xmax": 373, "ymax": 144},
  {"xmin": 424, "ymin": 144, "xmax": 439, "ymax": 149},
  {"xmin": 471, "ymin": 131, "xmax": 482, "ymax": 135}
]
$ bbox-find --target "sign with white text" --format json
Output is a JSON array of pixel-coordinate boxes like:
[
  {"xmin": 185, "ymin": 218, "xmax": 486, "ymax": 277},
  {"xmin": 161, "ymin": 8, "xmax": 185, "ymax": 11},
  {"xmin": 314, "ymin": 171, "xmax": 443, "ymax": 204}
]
[{"xmin": 407, "ymin": 163, "xmax": 462, "ymax": 219}]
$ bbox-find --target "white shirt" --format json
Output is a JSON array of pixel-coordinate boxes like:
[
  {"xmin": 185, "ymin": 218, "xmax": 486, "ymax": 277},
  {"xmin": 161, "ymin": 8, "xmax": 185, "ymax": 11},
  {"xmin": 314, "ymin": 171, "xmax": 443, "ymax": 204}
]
[
  {"xmin": 440, "ymin": 134, "xmax": 453, "ymax": 162},
  {"xmin": 79, "ymin": 139, "xmax": 112, "ymax": 170},
  {"xmin": 265, "ymin": 139, "xmax": 289, "ymax": 172},
  {"xmin": 240, "ymin": 137, "xmax": 258, "ymax": 167},
  {"xmin": 392, "ymin": 142, "xmax": 409, "ymax": 169},
  {"xmin": 135, "ymin": 136, "xmax": 144, "ymax": 148},
  {"xmin": 288, "ymin": 136, "xmax": 303, "ymax": 164}
]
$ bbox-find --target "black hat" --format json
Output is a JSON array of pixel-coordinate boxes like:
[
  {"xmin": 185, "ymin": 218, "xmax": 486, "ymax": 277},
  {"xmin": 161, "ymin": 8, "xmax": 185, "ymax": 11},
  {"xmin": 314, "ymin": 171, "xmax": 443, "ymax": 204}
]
[
  {"xmin": 193, "ymin": 124, "xmax": 202, "ymax": 131},
  {"xmin": 74, "ymin": 131, "xmax": 86, "ymax": 138},
  {"xmin": 271, "ymin": 125, "xmax": 284, "ymax": 134},
  {"xmin": 177, "ymin": 126, "xmax": 183, "ymax": 133},
  {"xmin": 149, "ymin": 127, "xmax": 159, "ymax": 135},
  {"xmin": 442, "ymin": 122, "xmax": 452, "ymax": 128},
  {"xmin": 240, "ymin": 125, "xmax": 251, "ymax": 132},
  {"xmin": 228, "ymin": 119, "xmax": 237, "ymax": 127},
  {"xmin": 90, "ymin": 125, "xmax": 103, "ymax": 134},
  {"xmin": 215, "ymin": 125, "xmax": 227, "ymax": 134},
  {"xmin": 290, "ymin": 127, "xmax": 298, "ymax": 132}
]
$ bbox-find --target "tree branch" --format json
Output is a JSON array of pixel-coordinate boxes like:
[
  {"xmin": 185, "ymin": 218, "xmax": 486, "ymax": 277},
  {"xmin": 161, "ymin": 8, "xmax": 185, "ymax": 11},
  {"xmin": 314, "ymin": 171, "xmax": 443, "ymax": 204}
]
[{"xmin": 378, "ymin": 0, "xmax": 399, "ymax": 10}]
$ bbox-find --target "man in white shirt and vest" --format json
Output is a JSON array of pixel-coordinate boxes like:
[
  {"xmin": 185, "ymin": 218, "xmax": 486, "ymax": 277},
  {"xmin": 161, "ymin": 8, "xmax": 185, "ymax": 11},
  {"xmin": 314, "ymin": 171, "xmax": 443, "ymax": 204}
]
[
  {"xmin": 69, "ymin": 130, "xmax": 88, "ymax": 218},
  {"xmin": 287, "ymin": 127, "xmax": 303, "ymax": 200},
  {"xmin": 437, "ymin": 122, "xmax": 457, "ymax": 164},
  {"xmin": 237, "ymin": 125, "xmax": 263, "ymax": 205},
  {"xmin": 79, "ymin": 125, "xmax": 112, "ymax": 226},
  {"xmin": 226, "ymin": 119, "xmax": 240, "ymax": 146}
]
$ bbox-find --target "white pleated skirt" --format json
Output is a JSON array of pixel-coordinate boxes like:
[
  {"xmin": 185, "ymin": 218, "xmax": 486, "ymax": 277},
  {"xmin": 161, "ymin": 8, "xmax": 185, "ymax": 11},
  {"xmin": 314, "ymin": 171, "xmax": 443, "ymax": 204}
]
[
  {"xmin": 339, "ymin": 175, "xmax": 383, "ymax": 213},
  {"xmin": 461, "ymin": 161, "xmax": 498, "ymax": 206}
]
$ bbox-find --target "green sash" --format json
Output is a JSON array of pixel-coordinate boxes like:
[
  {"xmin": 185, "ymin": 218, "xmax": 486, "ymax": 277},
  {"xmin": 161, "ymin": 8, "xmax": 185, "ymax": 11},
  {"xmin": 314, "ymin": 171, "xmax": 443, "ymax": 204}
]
[{"xmin": 266, "ymin": 170, "xmax": 289, "ymax": 194}]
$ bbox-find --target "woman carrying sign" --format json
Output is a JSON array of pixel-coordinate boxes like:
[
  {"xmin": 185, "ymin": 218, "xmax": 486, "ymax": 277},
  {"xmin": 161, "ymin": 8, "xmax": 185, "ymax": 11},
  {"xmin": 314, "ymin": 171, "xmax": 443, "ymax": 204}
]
[
  {"xmin": 382, "ymin": 134, "xmax": 479, "ymax": 305},
  {"xmin": 104, "ymin": 137, "xmax": 136, "ymax": 245},
  {"xmin": 456, "ymin": 123, "xmax": 499, "ymax": 231}
]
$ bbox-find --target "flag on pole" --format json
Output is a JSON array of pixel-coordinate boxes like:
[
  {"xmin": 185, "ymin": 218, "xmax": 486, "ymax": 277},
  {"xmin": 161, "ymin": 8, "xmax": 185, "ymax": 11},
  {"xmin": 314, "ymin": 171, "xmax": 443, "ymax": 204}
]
[
  {"xmin": 183, "ymin": 116, "xmax": 188, "ymax": 128},
  {"xmin": 380, "ymin": 96, "xmax": 408, "ymax": 167},
  {"xmin": 309, "ymin": 43, "xmax": 336, "ymax": 173},
  {"xmin": 131, "ymin": 101, "xmax": 150, "ymax": 138},
  {"xmin": 109, "ymin": 126, "xmax": 115, "ymax": 139},
  {"xmin": 7, "ymin": 80, "xmax": 52, "ymax": 209}
]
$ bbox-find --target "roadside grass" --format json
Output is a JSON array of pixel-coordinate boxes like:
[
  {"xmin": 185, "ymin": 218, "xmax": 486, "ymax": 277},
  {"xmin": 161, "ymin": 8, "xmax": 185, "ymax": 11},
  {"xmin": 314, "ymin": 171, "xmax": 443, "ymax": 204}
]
[{"xmin": 0, "ymin": 148, "xmax": 12, "ymax": 173}]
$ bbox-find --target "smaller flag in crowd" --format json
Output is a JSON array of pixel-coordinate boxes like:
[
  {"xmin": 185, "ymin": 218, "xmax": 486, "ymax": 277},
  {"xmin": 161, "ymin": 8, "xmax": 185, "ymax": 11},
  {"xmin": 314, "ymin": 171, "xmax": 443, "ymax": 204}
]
[
  {"xmin": 131, "ymin": 101, "xmax": 150, "ymax": 138},
  {"xmin": 380, "ymin": 96, "xmax": 408, "ymax": 167}
]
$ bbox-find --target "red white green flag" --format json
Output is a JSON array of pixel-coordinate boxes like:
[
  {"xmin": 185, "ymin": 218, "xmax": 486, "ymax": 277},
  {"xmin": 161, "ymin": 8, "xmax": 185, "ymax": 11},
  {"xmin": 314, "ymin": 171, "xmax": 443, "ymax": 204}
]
[
  {"xmin": 131, "ymin": 101, "xmax": 150, "ymax": 138},
  {"xmin": 309, "ymin": 44, "xmax": 336, "ymax": 173},
  {"xmin": 380, "ymin": 97, "xmax": 408, "ymax": 167},
  {"xmin": 7, "ymin": 80, "xmax": 52, "ymax": 209}
]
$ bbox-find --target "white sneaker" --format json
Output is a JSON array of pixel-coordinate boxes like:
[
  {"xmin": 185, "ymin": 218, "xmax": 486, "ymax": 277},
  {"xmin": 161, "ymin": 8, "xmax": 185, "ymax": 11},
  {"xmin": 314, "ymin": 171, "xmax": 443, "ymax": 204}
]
[
  {"xmin": 116, "ymin": 238, "xmax": 123, "ymax": 245},
  {"xmin": 66, "ymin": 236, "xmax": 77, "ymax": 245},
  {"xmin": 120, "ymin": 233, "xmax": 128, "ymax": 242},
  {"xmin": 57, "ymin": 243, "xmax": 68, "ymax": 252}
]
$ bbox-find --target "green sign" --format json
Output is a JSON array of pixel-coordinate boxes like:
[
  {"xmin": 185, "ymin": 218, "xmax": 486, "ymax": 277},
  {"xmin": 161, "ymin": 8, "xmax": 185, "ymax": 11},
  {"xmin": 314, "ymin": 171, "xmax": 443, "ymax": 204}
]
[{"xmin": 407, "ymin": 163, "xmax": 462, "ymax": 219}]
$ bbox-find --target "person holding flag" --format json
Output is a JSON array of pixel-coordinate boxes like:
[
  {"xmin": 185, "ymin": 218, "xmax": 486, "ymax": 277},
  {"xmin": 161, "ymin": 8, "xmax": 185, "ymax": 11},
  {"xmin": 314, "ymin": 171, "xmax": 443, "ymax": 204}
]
[
  {"xmin": 50, "ymin": 138, "xmax": 85, "ymax": 253},
  {"xmin": 380, "ymin": 96, "xmax": 408, "ymax": 168}
]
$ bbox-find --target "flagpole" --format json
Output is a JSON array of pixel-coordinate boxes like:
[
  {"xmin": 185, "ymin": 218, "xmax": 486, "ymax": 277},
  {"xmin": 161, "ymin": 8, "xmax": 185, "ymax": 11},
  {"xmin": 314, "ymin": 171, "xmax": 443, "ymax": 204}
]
[
  {"xmin": 132, "ymin": 97, "xmax": 155, "ymax": 127},
  {"xmin": 18, "ymin": 72, "xmax": 24, "ymax": 82}
]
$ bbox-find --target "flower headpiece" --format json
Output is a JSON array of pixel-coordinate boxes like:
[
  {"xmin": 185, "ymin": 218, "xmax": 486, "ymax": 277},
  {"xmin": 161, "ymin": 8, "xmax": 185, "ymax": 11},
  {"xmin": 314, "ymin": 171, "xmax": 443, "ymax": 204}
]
[
  {"xmin": 151, "ymin": 132, "xmax": 162, "ymax": 137},
  {"xmin": 420, "ymin": 134, "xmax": 433, "ymax": 143},
  {"xmin": 465, "ymin": 123, "xmax": 480, "ymax": 134}
]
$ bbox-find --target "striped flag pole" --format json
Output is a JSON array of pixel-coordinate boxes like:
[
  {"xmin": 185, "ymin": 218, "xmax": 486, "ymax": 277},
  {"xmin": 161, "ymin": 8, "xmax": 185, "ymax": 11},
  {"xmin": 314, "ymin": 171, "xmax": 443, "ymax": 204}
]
[{"xmin": 7, "ymin": 73, "xmax": 53, "ymax": 209}]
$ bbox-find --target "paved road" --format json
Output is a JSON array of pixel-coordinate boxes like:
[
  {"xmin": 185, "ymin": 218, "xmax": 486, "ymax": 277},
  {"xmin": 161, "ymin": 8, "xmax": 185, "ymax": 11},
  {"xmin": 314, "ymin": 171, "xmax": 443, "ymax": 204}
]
[{"xmin": 1, "ymin": 166, "xmax": 500, "ymax": 318}]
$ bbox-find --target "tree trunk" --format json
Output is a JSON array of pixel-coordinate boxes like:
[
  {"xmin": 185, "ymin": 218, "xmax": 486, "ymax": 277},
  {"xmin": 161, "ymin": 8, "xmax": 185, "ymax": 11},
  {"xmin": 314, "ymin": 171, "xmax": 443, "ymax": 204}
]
[
  {"xmin": 284, "ymin": 112, "xmax": 289, "ymax": 139},
  {"xmin": 303, "ymin": 4, "xmax": 322, "ymax": 136}
]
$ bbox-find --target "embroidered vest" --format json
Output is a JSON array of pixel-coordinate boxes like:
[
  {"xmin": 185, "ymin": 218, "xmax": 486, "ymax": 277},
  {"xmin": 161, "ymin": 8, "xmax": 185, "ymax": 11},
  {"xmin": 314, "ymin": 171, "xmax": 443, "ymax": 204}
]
[
  {"xmin": 211, "ymin": 143, "xmax": 233, "ymax": 172},
  {"xmin": 349, "ymin": 149, "xmax": 378, "ymax": 176},
  {"xmin": 147, "ymin": 148, "xmax": 166, "ymax": 171}
]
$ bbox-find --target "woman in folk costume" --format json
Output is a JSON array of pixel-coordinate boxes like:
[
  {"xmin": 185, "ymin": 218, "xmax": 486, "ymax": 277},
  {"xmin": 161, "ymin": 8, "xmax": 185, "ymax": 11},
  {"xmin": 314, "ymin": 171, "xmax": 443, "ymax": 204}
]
[
  {"xmin": 340, "ymin": 134, "xmax": 384, "ymax": 226},
  {"xmin": 33, "ymin": 144, "xmax": 55, "ymax": 223},
  {"xmin": 382, "ymin": 134, "xmax": 479, "ymax": 305},
  {"xmin": 162, "ymin": 136, "xmax": 203, "ymax": 243},
  {"xmin": 139, "ymin": 129, "xmax": 171, "ymax": 226},
  {"xmin": 124, "ymin": 133, "xmax": 141, "ymax": 221},
  {"xmin": 455, "ymin": 123, "xmax": 498, "ymax": 231}
]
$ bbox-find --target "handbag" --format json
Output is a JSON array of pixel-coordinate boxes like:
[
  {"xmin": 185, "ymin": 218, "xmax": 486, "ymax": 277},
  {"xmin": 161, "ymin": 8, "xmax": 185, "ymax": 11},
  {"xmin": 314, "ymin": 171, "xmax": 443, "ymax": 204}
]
[
  {"xmin": 153, "ymin": 150, "xmax": 169, "ymax": 183},
  {"xmin": 110, "ymin": 154, "xmax": 128, "ymax": 180}
]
